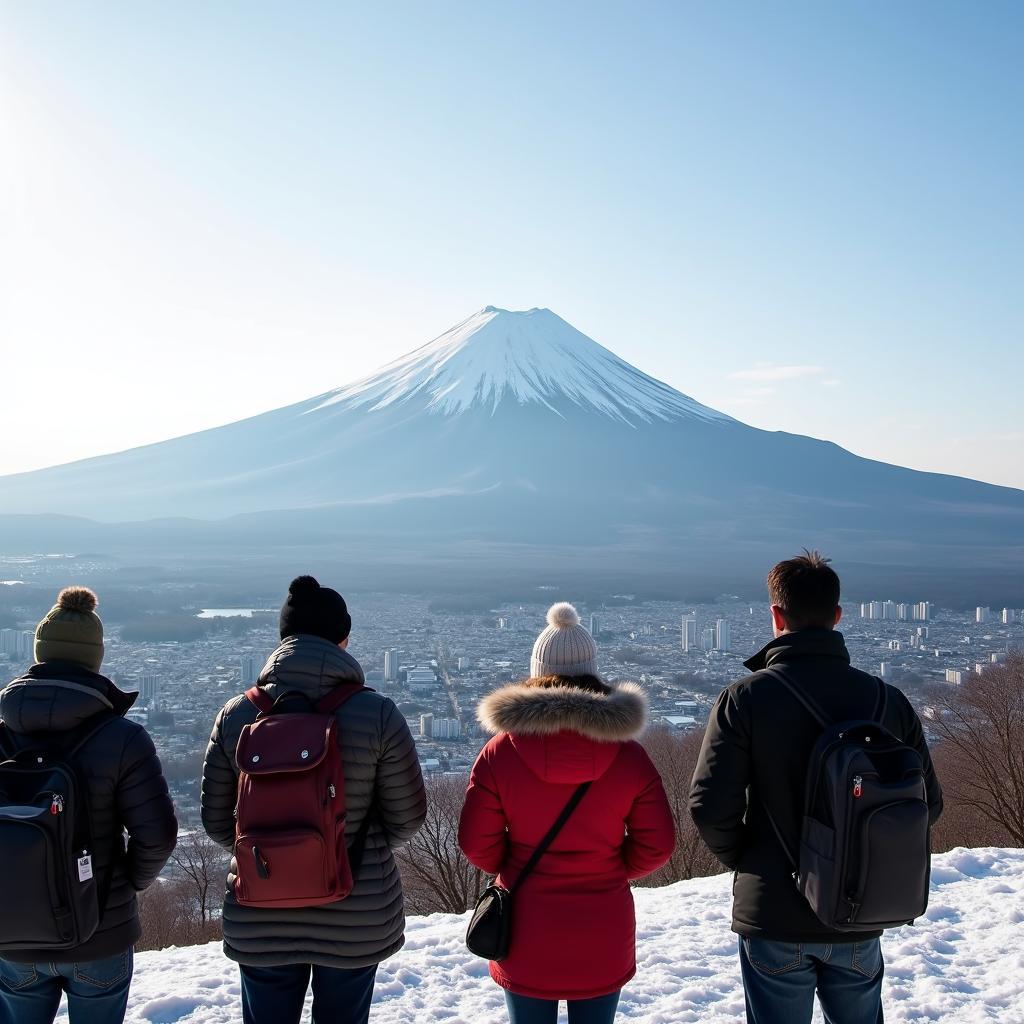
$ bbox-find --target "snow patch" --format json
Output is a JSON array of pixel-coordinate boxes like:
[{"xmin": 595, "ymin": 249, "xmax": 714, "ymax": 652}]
[
  {"xmin": 51, "ymin": 847, "xmax": 1024, "ymax": 1023},
  {"xmin": 314, "ymin": 307, "xmax": 733, "ymax": 426}
]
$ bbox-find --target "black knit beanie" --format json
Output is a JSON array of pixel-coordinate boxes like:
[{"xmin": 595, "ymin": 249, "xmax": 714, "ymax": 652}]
[{"xmin": 279, "ymin": 575, "xmax": 351, "ymax": 645}]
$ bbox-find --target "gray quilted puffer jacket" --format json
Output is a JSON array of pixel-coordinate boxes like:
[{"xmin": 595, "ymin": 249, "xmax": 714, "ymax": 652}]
[{"xmin": 201, "ymin": 635, "xmax": 427, "ymax": 968}]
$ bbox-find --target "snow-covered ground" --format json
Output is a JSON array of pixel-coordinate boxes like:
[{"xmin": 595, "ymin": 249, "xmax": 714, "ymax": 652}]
[{"xmin": 56, "ymin": 847, "xmax": 1023, "ymax": 1024}]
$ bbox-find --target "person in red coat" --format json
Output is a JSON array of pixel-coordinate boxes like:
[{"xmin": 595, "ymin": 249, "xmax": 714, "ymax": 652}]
[{"xmin": 459, "ymin": 602, "xmax": 675, "ymax": 1024}]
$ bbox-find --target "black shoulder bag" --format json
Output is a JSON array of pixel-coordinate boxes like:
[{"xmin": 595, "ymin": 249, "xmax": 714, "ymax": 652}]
[{"xmin": 466, "ymin": 781, "xmax": 591, "ymax": 961}]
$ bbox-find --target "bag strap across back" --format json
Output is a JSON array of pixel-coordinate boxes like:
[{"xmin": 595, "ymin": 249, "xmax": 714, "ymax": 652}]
[
  {"xmin": 758, "ymin": 665, "xmax": 888, "ymax": 871},
  {"xmin": 763, "ymin": 666, "xmax": 887, "ymax": 729},
  {"xmin": 509, "ymin": 781, "xmax": 592, "ymax": 896},
  {"xmin": 0, "ymin": 712, "xmax": 118, "ymax": 763}
]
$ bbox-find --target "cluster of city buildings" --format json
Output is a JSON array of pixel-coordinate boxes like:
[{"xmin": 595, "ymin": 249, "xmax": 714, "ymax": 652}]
[{"xmin": 2, "ymin": 567, "xmax": 1023, "ymax": 830}]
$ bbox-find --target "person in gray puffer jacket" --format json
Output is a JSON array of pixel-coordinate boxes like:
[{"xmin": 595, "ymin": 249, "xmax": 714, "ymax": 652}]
[{"xmin": 201, "ymin": 576, "xmax": 427, "ymax": 1024}]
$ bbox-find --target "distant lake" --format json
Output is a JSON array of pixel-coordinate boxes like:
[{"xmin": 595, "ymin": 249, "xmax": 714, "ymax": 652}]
[{"xmin": 197, "ymin": 608, "xmax": 274, "ymax": 618}]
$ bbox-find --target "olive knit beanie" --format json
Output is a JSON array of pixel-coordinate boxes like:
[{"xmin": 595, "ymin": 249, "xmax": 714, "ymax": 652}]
[
  {"xmin": 279, "ymin": 575, "xmax": 352, "ymax": 645},
  {"xmin": 530, "ymin": 602, "xmax": 599, "ymax": 678},
  {"xmin": 34, "ymin": 586, "xmax": 105, "ymax": 672}
]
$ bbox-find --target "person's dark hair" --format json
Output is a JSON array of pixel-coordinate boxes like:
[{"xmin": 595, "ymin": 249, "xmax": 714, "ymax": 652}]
[
  {"xmin": 766, "ymin": 549, "xmax": 841, "ymax": 630},
  {"xmin": 525, "ymin": 674, "xmax": 613, "ymax": 696}
]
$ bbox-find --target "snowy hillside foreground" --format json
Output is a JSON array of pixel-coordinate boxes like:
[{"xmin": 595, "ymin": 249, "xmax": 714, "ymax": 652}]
[{"xmin": 57, "ymin": 848, "xmax": 1023, "ymax": 1024}]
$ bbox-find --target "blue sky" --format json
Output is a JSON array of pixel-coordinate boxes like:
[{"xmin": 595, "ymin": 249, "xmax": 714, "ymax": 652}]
[{"xmin": 2, "ymin": 1, "xmax": 1021, "ymax": 487}]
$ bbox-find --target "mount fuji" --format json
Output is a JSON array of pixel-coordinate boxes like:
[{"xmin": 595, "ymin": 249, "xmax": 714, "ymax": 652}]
[{"xmin": 2, "ymin": 306, "xmax": 1022, "ymax": 589}]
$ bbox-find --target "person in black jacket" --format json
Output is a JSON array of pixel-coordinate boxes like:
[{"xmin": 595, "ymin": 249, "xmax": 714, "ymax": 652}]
[
  {"xmin": 689, "ymin": 552, "xmax": 942, "ymax": 1024},
  {"xmin": 0, "ymin": 587, "xmax": 178, "ymax": 1024}
]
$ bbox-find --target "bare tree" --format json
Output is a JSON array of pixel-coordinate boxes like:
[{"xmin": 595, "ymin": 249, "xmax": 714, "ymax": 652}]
[
  {"xmin": 638, "ymin": 726, "xmax": 725, "ymax": 886},
  {"xmin": 396, "ymin": 773, "xmax": 486, "ymax": 914},
  {"xmin": 137, "ymin": 877, "xmax": 221, "ymax": 951},
  {"xmin": 172, "ymin": 830, "xmax": 229, "ymax": 924},
  {"xmin": 927, "ymin": 653, "xmax": 1024, "ymax": 846}
]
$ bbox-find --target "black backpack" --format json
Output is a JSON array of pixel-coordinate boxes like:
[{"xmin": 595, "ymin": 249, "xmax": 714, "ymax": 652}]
[
  {"xmin": 0, "ymin": 714, "xmax": 115, "ymax": 951},
  {"xmin": 763, "ymin": 667, "xmax": 931, "ymax": 932}
]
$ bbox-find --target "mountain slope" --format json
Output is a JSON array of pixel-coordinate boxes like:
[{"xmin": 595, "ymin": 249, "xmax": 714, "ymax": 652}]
[
  {"xmin": 1, "ymin": 306, "xmax": 1022, "ymax": 578},
  {"xmin": 63, "ymin": 847, "xmax": 1024, "ymax": 1024}
]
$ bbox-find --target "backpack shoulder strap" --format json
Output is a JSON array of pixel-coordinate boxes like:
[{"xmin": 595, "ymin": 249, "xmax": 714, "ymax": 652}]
[
  {"xmin": 761, "ymin": 666, "xmax": 830, "ymax": 729},
  {"xmin": 316, "ymin": 683, "xmax": 369, "ymax": 715},
  {"xmin": 509, "ymin": 781, "xmax": 592, "ymax": 896},
  {"xmin": 245, "ymin": 686, "xmax": 275, "ymax": 715},
  {"xmin": 64, "ymin": 713, "xmax": 119, "ymax": 758},
  {"xmin": 871, "ymin": 676, "xmax": 888, "ymax": 723},
  {"xmin": 0, "ymin": 721, "xmax": 15, "ymax": 760}
]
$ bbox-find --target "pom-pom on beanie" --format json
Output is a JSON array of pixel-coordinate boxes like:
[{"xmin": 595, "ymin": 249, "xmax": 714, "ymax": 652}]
[
  {"xmin": 530, "ymin": 602, "xmax": 599, "ymax": 679},
  {"xmin": 279, "ymin": 575, "xmax": 352, "ymax": 645},
  {"xmin": 34, "ymin": 586, "xmax": 105, "ymax": 672}
]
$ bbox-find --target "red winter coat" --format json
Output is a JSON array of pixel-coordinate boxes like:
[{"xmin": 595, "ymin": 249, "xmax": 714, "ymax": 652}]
[{"xmin": 458, "ymin": 680, "xmax": 675, "ymax": 1001}]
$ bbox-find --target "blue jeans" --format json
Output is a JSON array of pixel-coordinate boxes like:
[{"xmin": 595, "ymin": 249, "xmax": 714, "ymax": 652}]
[
  {"xmin": 504, "ymin": 989, "xmax": 621, "ymax": 1024},
  {"xmin": 239, "ymin": 962, "xmax": 377, "ymax": 1024},
  {"xmin": 0, "ymin": 950, "xmax": 133, "ymax": 1024},
  {"xmin": 740, "ymin": 937, "xmax": 884, "ymax": 1024}
]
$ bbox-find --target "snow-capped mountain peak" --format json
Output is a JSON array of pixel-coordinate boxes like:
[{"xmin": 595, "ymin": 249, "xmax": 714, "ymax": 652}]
[{"xmin": 314, "ymin": 306, "xmax": 732, "ymax": 425}]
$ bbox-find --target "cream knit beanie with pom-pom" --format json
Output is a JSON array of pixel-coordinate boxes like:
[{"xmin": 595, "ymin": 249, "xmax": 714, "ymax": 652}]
[{"xmin": 530, "ymin": 602, "xmax": 599, "ymax": 679}]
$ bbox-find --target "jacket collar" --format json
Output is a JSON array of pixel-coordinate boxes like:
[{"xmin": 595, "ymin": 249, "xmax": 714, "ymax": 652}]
[
  {"xmin": 1, "ymin": 661, "xmax": 137, "ymax": 735},
  {"xmin": 744, "ymin": 629, "xmax": 851, "ymax": 673},
  {"xmin": 258, "ymin": 634, "xmax": 365, "ymax": 701},
  {"xmin": 477, "ymin": 679, "xmax": 647, "ymax": 742}
]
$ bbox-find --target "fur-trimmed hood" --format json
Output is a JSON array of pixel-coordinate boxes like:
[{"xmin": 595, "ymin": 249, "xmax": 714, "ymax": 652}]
[{"xmin": 478, "ymin": 680, "xmax": 647, "ymax": 743}]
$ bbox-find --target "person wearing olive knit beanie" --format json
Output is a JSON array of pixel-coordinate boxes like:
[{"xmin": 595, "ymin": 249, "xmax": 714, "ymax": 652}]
[{"xmin": 0, "ymin": 588, "xmax": 177, "ymax": 1024}]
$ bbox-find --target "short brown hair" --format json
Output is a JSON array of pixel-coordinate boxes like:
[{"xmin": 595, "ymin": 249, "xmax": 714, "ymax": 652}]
[{"xmin": 767, "ymin": 550, "xmax": 841, "ymax": 630}]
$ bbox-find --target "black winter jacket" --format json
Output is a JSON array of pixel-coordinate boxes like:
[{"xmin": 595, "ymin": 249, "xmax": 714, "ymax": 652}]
[
  {"xmin": 0, "ymin": 662, "xmax": 178, "ymax": 962},
  {"xmin": 689, "ymin": 629, "xmax": 943, "ymax": 943},
  {"xmin": 201, "ymin": 635, "xmax": 427, "ymax": 969}
]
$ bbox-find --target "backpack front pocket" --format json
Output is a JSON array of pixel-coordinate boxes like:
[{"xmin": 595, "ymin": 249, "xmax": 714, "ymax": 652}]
[
  {"xmin": 853, "ymin": 799, "xmax": 930, "ymax": 926},
  {"xmin": 234, "ymin": 829, "xmax": 330, "ymax": 906},
  {"xmin": 0, "ymin": 815, "xmax": 68, "ymax": 947}
]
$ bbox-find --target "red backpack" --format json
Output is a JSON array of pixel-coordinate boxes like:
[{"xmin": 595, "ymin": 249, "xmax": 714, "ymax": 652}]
[{"xmin": 233, "ymin": 683, "xmax": 371, "ymax": 908}]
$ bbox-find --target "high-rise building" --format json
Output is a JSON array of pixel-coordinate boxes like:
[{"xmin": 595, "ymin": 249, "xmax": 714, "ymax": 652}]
[
  {"xmin": 384, "ymin": 649, "xmax": 398, "ymax": 682},
  {"xmin": 945, "ymin": 669, "xmax": 964, "ymax": 685},
  {"xmin": 432, "ymin": 718, "xmax": 462, "ymax": 741},
  {"xmin": 419, "ymin": 713, "xmax": 434, "ymax": 739},
  {"xmin": 140, "ymin": 675, "xmax": 161, "ymax": 707},
  {"xmin": 589, "ymin": 613, "xmax": 600, "ymax": 637},
  {"xmin": 897, "ymin": 603, "xmax": 910, "ymax": 622},
  {"xmin": 0, "ymin": 629, "xmax": 17, "ymax": 657},
  {"xmin": 879, "ymin": 662, "xmax": 890, "ymax": 678},
  {"xmin": 888, "ymin": 640, "xmax": 902, "ymax": 651},
  {"xmin": 976, "ymin": 607, "xmax": 991, "ymax": 624},
  {"xmin": 714, "ymin": 619, "xmax": 731, "ymax": 653},
  {"xmin": 882, "ymin": 601, "xmax": 897, "ymax": 621},
  {"xmin": 1003, "ymin": 608, "xmax": 1017, "ymax": 624},
  {"xmin": 913, "ymin": 602, "xmax": 932, "ymax": 622},
  {"xmin": 681, "ymin": 616, "xmax": 697, "ymax": 652},
  {"xmin": 700, "ymin": 627, "xmax": 716, "ymax": 652},
  {"xmin": 869, "ymin": 601, "xmax": 883, "ymax": 620},
  {"xmin": 240, "ymin": 655, "xmax": 258, "ymax": 685},
  {"xmin": 407, "ymin": 667, "xmax": 437, "ymax": 694}
]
